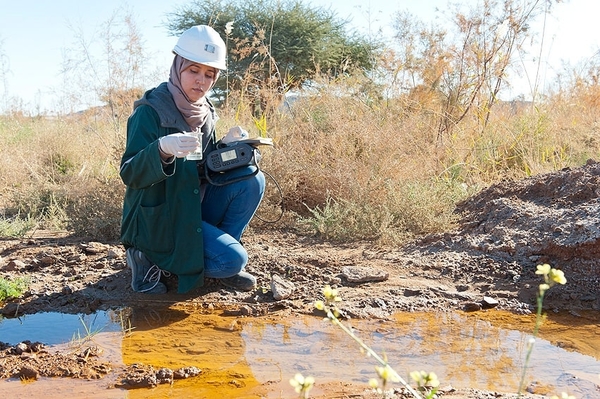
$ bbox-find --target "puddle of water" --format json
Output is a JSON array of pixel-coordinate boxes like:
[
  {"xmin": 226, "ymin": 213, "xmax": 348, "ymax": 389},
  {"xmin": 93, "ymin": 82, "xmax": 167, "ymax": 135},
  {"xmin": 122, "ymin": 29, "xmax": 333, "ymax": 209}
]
[
  {"xmin": 1, "ymin": 308, "xmax": 599, "ymax": 398},
  {"xmin": 0, "ymin": 310, "xmax": 123, "ymax": 345},
  {"xmin": 387, "ymin": 311, "xmax": 600, "ymax": 396},
  {"xmin": 0, "ymin": 311, "xmax": 126, "ymax": 399}
]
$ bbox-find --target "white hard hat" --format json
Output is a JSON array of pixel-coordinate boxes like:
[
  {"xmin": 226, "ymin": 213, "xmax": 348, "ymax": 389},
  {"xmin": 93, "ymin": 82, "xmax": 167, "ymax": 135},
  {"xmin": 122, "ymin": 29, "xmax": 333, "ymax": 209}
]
[{"xmin": 173, "ymin": 25, "xmax": 227, "ymax": 70}]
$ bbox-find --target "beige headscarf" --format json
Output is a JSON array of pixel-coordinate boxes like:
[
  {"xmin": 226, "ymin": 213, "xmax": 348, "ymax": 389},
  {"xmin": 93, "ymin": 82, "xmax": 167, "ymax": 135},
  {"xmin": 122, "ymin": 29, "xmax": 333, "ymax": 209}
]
[{"xmin": 167, "ymin": 55, "xmax": 218, "ymax": 129}]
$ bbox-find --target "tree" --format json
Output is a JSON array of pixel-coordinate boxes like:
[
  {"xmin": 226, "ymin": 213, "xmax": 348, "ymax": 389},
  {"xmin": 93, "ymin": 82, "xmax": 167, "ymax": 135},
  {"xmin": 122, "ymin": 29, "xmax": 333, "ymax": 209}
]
[
  {"xmin": 0, "ymin": 36, "xmax": 12, "ymax": 113},
  {"xmin": 60, "ymin": 7, "xmax": 158, "ymax": 120},
  {"xmin": 390, "ymin": 0, "xmax": 559, "ymax": 143},
  {"xmin": 166, "ymin": 0, "xmax": 376, "ymax": 111}
]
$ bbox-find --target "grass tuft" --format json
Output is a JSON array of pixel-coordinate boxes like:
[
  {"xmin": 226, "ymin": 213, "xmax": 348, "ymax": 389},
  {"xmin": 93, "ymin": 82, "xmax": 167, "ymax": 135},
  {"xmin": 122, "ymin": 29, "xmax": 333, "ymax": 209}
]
[{"xmin": 0, "ymin": 276, "xmax": 29, "ymax": 302}]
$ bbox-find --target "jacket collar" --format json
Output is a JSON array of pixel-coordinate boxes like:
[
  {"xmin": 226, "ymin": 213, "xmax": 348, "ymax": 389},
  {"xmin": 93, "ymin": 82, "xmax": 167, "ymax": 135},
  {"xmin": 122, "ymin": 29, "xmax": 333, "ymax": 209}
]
[{"xmin": 134, "ymin": 82, "xmax": 217, "ymax": 132}]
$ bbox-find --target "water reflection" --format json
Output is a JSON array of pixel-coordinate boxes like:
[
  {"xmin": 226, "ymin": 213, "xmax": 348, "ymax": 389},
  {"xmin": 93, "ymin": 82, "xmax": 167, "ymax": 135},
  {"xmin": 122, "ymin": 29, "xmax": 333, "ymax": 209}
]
[
  {"xmin": 383, "ymin": 311, "xmax": 600, "ymax": 394},
  {"xmin": 121, "ymin": 308, "xmax": 600, "ymax": 398},
  {"xmin": 123, "ymin": 306, "xmax": 265, "ymax": 398},
  {"xmin": 0, "ymin": 310, "xmax": 122, "ymax": 345},
  {"xmin": 1, "ymin": 308, "xmax": 599, "ymax": 398}
]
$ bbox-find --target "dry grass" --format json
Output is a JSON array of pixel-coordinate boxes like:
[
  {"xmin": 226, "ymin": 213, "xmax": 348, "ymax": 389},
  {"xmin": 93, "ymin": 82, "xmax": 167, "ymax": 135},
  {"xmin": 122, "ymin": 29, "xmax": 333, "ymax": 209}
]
[
  {"xmin": 1, "ymin": 74, "xmax": 599, "ymax": 244},
  {"xmin": 0, "ymin": 109, "xmax": 124, "ymax": 240}
]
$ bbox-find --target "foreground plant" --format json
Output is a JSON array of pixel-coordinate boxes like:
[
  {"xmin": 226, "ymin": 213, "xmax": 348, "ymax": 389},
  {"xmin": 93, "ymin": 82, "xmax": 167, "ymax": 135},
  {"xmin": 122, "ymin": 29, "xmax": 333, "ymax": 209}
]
[
  {"xmin": 0, "ymin": 214, "xmax": 36, "ymax": 238},
  {"xmin": 0, "ymin": 276, "xmax": 28, "ymax": 302},
  {"xmin": 550, "ymin": 393, "xmax": 575, "ymax": 399},
  {"xmin": 517, "ymin": 264, "xmax": 567, "ymax": 397},
  {"xmin": 290, "ymin": 373, "xmax": 315, "ymax": 399},
  {"xmin": 70, "ymin": 315, "xmax": 104, "ymax": 351},
  {"xmin": 315, "ymin": 285, "xmax": 430, "ymax": 399},
  {"xmin": 410, "ymin": 370, "xmax": 440, "ymax": 397}
]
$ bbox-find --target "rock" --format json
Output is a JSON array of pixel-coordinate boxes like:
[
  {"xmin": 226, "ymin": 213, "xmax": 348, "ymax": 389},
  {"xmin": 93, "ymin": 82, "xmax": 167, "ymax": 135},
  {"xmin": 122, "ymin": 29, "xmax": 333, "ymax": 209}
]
[
  {"xmin": 17, "ymin": 366, "xmax": 39, "ymax": 380},
  {"xmin": 107, "ymin": 248, "xmax": 123, "ymax": 259},
  {"xmin": 14, "ymin": 342, "xmax": 29, "ymax": 355},
  {"xmin": 117, "ymin": 364, "xmax": 158, "ymax": 388},
  {"xmin": 40, "ymin": 256, "xmax": 56, "ymax": 265},
  {"xmin": 5, "ymin": 259, "xmax": 26, "ymax": 271},
  {"xmin": 79, "ymin": 242, "xmax": 106, "ymax": 254},
  {"xmin": 174, "ymin": 366, "xmax": 201, "ymax": 379},
  {"xmin": 91, "ymin": 261, "xmax": 107, "ymax": 270},
  {"xmin": 464, "ymin": 302, "xmax": 482, "ymax": 312},
  {"xmin": 62, "ymin": 285, "xmax": 74, "ymax": 295},
  {"xmin": 111, "ymin": 260, "xmax": 127, "ymax": 270},
  {"xmin": 341, "ymin": 266, "xmax": 389, "ymax": 283},
  {"xmin": 271, "ymin": 274, "xmax": 295, "ymax": 300},
  {"xmin": 155, "ymin": 368, "xmax": 174, "ymax": 384},
  {"xmin": 481, "ymin": 296, "xmax": 499, "ymax": 309},
  {"xmin": 30, "ymin": 342, "xmax": 45, "ymax": 352},
  {"xmin": 1, "ymin": 302, "xmax": 21, "ymax": 317},
  {"xmin": 67, "ymin": 254, "xmax": 87, "ymax": 264},
  {"xmin": 456, "ymin": 284, "xmax": 470, "ymax": 292}
]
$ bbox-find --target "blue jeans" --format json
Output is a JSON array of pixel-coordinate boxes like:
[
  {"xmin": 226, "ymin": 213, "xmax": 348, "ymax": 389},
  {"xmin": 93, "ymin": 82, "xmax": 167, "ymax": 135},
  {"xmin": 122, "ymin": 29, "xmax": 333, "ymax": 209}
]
[{"xmin": 201, "ymin": 166, "xmax": 265, "ymax": 278}]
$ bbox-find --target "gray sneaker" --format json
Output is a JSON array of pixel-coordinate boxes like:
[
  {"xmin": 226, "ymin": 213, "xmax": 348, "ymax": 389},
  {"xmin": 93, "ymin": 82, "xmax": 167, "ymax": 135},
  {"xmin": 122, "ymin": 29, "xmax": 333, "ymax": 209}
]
[
  {"xmin": 126, "ymin": 248, "xmax": 168, "ymax": 294},
  {"xmin": 220, "ymin": 271, "xmax": 257, "ymax": 292}
]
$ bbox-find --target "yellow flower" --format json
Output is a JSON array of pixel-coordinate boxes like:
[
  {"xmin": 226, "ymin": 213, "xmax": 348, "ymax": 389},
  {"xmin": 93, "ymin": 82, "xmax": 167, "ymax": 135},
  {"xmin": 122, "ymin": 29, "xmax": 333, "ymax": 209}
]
[
  {"xmin": 536, "ymin": 264, "xmax": 551, "ymax": 275},
  {"xmin": 289, "ymin": 373, "xmax": 314, "ymax": 394},
  {"xmin": 535, "ymin": 264, "xmax": 567, "ymax": 292},
  {"xmin": 375, "ymin": 365, "xmax": 400, "ymax": 383},
  {"xmin": 314, "ymin": 300, "xmax": 325, "ymax": 310},
  {"xmin": 535, "ymin": 263, "xmax": 567, "ymax": 284},
  {"xmin": 425, "ymin": 372, "xmax": 440, "ymax": 387},
  {"xmin": 289, "ymin": 373, "xmax": 302, "ymax": 390},
  {"xmin": 410, "ymin": 370, "xmax": 439, "ymax": 388},
  {"xmin": 550, "ymin": 393, "xmax": 575, "ymax": 399},
  {"xmin": 410, "ymin": 370, "xmax": 423, "ymax": 383},
  {"xmin": 368, "ymin": 378, "xmax": 379, "ymax": 388},
  {"xmin": 549, "ymin": 268, "xmax": 567, "ymax": 285},
  {"xmin": 322, "ymin": 285, "xmax": 341, "ymax": 302}
]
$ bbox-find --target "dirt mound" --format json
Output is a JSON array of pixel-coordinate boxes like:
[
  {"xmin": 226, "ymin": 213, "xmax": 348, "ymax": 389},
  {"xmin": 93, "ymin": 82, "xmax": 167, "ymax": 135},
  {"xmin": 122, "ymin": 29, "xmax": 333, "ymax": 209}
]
[{"xmin": 411, "ymin": 158, "xmax": 600, "ymax": 312}]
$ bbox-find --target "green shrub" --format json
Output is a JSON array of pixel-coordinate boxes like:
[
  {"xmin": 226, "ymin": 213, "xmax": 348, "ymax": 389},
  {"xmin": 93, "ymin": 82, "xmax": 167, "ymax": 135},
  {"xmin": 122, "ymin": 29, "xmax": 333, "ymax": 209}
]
[{"xmin": 0, "ymin": 277, "xmax": 29, "ymax": 302}]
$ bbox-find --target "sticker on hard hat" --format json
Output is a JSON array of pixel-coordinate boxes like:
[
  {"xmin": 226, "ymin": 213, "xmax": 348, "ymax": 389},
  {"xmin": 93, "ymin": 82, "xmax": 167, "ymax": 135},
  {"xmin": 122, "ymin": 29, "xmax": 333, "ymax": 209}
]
[{"xmin": 204, "ymin": 44, "xmax": 216, "ymax": 54}]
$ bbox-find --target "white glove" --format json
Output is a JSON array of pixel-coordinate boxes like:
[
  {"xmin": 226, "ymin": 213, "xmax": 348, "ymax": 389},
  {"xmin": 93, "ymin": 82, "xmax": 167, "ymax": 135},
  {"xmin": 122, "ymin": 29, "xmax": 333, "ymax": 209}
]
[
  {"xmin": 159, "ymin": 133, "xmax": 199, "ymax": 158},
  {"xmin": 221, "ymin": 126, "xmax": 249, "ymax": 144}
]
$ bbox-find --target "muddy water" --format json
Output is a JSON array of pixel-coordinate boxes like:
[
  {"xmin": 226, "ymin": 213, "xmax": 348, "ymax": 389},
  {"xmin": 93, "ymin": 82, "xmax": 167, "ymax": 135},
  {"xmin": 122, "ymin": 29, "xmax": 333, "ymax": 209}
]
[{"xmin": 1, "ymin": 308, "xmax": 599, "ymax": 398}]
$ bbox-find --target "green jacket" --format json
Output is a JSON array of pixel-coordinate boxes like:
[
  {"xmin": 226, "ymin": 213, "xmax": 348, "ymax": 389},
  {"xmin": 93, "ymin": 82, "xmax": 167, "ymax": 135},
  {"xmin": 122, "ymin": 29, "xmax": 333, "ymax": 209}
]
[{"xmin": 120, "ymin": 82, "xmax": 218, "ymax": 293}]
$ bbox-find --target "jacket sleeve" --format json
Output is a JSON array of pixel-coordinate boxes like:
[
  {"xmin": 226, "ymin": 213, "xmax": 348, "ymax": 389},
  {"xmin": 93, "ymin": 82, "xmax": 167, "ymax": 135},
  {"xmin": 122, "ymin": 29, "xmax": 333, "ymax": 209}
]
[{"xmin": 120, "ymin": 105, "xmax": 175, "ymax": 189}]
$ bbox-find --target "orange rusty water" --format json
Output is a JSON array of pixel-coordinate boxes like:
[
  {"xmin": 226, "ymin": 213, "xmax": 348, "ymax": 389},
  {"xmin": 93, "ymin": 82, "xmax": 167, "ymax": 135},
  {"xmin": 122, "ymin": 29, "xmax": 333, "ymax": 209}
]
[{"xmin": 0, "ymin": 307, "xmax": 599, "ymax": 398}]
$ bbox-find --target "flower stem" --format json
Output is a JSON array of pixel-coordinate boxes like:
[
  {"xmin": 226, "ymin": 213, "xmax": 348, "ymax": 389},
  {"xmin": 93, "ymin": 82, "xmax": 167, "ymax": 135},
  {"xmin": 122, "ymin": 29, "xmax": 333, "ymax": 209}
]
[
  {"xmin": 517, "ymin": 292, "xmax": 545, "ymax": 396},
  {"xmin": 327, "ymin": 309, "xmax": 424, "ymax": 399}
]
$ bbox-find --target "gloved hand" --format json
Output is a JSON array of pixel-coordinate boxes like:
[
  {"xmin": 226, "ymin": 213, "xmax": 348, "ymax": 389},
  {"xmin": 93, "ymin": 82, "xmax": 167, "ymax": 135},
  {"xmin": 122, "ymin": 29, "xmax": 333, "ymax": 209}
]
[
  {"xmin": 159, "ymin": 133, "xmax": 199, "ymax": 158},
  {"xmin": 221, "ymin": 126, "xmax": 249, "ymax": 144}
]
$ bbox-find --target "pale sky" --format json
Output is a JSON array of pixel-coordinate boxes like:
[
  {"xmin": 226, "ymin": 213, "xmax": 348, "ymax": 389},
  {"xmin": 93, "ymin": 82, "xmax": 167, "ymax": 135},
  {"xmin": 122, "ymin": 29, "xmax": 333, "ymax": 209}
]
[{"xmin": 0, "ymin": 0, "xmax": 598, "ymax": 113}]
